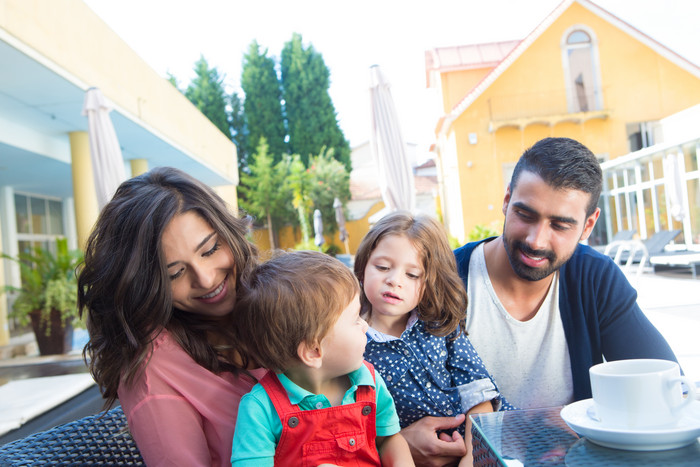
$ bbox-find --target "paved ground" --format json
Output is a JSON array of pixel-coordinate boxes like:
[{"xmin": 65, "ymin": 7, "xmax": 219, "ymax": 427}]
[
  {"xmin": 0, "ymin": 354, "xmax": 88, "ymax": 386},
  {"xmin": 630, "ymin": 269, "xmax": 700, "ymax": 383}
]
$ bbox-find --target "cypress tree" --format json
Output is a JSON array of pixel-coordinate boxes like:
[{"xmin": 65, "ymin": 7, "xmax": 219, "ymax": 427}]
[
  {"xmin": 184, "ymin": 56, "xmax": 230, "ymax": 137},
  {"xmin": 241, "ymin": 41, "xmax": 287, "ymax": 164},
  {"xmin": 281, "ymin": 33, "xmax": 351, "ymax": 171},
  {"xmin": 230, "ymin": 91, "xmax": 249, "ymax": 173}
]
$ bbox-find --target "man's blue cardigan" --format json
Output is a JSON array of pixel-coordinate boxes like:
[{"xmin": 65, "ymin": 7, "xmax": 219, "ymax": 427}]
[{"xmin": 454, "ymin": 238, "xmax": 678, "ymax": 401}]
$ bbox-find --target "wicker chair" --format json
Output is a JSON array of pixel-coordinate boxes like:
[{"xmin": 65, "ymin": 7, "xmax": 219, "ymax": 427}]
[{"xmin": 0, "ymin": 406, "xmax": 144, "ymax": 466}]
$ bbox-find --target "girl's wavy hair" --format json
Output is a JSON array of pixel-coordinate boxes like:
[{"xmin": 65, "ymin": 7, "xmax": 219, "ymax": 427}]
[
  {"xmin": 353, "ymin": 211, "xmax": 467, "ymax": 337},
  {"xmin": 78, "ymin": 167, "xmax": 258, "ymax": 408}
]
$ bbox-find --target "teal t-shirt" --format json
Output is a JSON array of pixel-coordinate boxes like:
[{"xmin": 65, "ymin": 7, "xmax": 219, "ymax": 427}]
[{"xmin": 231, "ymin": 364, "xmax": 400, "ymax": 466}]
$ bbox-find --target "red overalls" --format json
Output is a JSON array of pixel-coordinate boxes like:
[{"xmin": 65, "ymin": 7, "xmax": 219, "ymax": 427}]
[{"xmin": 259, "ymin": 362, "xmax": 382, "ymax": 467}]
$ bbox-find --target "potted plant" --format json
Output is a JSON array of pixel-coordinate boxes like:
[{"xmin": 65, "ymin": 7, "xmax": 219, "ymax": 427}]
[{"xmin": 3, "ymin": 237, "xmax": 83, "ymax": 355}]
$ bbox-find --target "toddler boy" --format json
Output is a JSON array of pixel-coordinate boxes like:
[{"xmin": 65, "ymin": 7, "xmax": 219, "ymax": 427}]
[{"xmin": 231, "ymin": 250, "xmax": 413, "ymax": 466}]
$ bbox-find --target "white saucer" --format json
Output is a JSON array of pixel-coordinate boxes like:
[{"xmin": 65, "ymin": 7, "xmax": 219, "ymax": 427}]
[{"xmin": 560, "ymin": 399, "xmax": 700, "ymax": 451}]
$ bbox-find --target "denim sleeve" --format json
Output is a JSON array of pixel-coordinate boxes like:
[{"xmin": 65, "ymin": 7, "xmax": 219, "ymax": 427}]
[{"xmin": 447, "ymin": 331, "xmax": 516, "ymax": 411}]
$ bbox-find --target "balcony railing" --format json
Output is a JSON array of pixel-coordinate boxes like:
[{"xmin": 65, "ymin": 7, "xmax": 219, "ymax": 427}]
[
  {"xmin": 487, "ymin": 89, "xmax": 608, "ymax": 131},
  {"xmin": 597, "ymin": 136, "xmax": 700, "ymax": 247}
]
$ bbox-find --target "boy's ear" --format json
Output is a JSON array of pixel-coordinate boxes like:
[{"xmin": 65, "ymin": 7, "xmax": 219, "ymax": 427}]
[{"xmin": 297, "ymin": 340, "xmax": 323, "ymax": 369}]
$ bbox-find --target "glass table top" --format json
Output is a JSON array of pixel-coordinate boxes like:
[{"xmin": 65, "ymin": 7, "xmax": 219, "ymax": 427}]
[{"xmin": 470, "ymin": 406, "xmax": 700, "ymax": 466}]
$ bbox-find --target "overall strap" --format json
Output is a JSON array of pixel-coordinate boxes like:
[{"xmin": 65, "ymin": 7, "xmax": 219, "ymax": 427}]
[
  {"xmin": 355, "ymin": 361, "xmax": 376, "ymax": 402},
  {"xmin": 259, "ymin": 370, "xmax": 297, "ymax": 416}
]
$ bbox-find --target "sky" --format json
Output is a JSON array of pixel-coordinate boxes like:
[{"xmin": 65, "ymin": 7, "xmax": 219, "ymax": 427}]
[{"xmin": 83, "ymin": 0, "xmax": 700, "ymax": 156}]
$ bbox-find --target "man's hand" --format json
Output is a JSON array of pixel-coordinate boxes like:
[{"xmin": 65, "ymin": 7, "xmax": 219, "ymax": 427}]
[{"xmin": 401, "ymin": 415, "xmax": 467, "ymax": 467}]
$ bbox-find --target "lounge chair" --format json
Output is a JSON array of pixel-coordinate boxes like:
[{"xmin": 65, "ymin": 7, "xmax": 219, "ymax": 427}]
[
  {"xmin": 0, "ymin": 406, "xmax": 144, "ymax": 465},
  {"xmin": 593, "ymin": 229, "xmax": 636, "ymax": 254},
  {"xmin": 649, "ymin": 251, "xmax": 700, "ymax": 279},
  {"xmin": 603, "ymin": 229, "xmax": 682, "ymax": 276},
  {"xmin": 607, "ymin": 229, "xmax": 682, "ymax": 264}
]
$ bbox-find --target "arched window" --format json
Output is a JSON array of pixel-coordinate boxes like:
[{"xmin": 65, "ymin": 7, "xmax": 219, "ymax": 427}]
[{"xmin": 562, "ymin": 27, "xmax": 602, "ymax": 112}]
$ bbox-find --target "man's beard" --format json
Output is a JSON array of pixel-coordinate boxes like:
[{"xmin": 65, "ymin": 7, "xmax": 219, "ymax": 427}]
[{"xmin": 502, "ymin": 225, "xmax": 573, "ymax": 281}]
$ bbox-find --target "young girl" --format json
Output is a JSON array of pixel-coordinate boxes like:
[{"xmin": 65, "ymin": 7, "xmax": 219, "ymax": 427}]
[{"xmin": 354, "ymin": 211, "xmax": 513, "ymax": 466}]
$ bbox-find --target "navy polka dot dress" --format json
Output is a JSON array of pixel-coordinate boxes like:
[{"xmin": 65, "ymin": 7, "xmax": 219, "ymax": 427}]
[{"xmin": 364, "ymin": 312, "xmax": 515, "ymax": 434}]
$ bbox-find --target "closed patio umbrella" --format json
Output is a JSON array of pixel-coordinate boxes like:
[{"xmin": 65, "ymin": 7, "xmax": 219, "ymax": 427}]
[
  {"xmin": 369, "ymin": 65, "xmax": 415, "ymax": 214},
  {"xmin": 663, "ymin": 152, "xmax": 687, "ymax": 221},
  {"xmin": 313, "ymin": 209, "xmax": 325, "ymax": 248},
  {"xmin": 82, "ymin": 87, "xmax": 126, "ymax": 209},
  {"xmin": 333, "ymin": 197, "xmax": 350, "ymax": 254}
]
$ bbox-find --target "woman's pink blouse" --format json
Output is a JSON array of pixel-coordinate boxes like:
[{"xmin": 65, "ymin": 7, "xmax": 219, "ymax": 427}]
[{"xmin": 117, "ymin": 330, "xmax": 266, "ymax": 467}]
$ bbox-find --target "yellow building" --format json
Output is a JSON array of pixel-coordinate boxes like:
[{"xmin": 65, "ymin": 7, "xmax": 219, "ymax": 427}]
[
  {"xmin": 0, "ymin": 0, "xmax": 240, "ymax": 345},
  {"xmin": 427, "ymin": 0, "xmax": 700, "ymax": 244}
]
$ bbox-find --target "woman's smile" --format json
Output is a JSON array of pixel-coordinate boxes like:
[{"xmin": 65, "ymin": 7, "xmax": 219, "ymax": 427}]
[
  {"xmin": 162, "ymin": 211, "xmax": 237, "ymax": 317},
  {"xmin": 197, "ymin": 276, "xmax": 228, "ymax": 302}
]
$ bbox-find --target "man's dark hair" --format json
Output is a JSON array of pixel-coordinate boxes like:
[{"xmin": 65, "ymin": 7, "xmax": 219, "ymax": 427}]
[{"xmin": 510, "ymin": 137, "xmax": 602, "ymax": 216}]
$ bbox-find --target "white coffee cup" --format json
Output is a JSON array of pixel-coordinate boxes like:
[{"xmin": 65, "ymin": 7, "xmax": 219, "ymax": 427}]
[{"xmin": 589, "ymin": 359, "xmax": 696, "ymax": 430}]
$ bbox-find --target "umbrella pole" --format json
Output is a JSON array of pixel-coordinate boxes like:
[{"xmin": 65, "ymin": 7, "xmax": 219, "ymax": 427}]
[{"xmin": 343, "ymin": 239, "xmax": 350, "ymax": 255}]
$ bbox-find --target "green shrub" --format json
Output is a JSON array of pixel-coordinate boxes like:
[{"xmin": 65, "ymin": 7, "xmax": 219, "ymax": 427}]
[
  {"xmin": 448, "ymin": 235, "xmax": 462, "ymax": 250},
  {"xmin": 467, "ymin": 222, "xmax": 501, "ymax": 242},
  {"xmin": 292, "ymin": 240, "xmax": 340, "ymax": 256},
  {"xmin": 3, "ymin": 238, "xmax": 82, "ymax": 334}
]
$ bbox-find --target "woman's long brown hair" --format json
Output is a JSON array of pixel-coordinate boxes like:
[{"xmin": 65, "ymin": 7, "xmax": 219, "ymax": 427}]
[{"xmin": 78, "ymin": 167, "xmax": 258, "ymax": 408}]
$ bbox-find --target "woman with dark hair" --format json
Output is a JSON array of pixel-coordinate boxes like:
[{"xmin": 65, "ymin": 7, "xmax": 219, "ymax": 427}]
[{"xmin": 78, "ymin": 167, "xmax": 264, "ymax": 466}]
